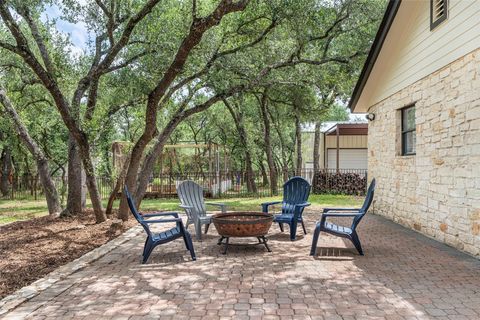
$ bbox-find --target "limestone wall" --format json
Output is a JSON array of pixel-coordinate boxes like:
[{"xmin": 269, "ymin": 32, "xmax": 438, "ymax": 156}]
[{"xmin": 367, "ymin": 48, "xmax": 480, "ymax": 257}]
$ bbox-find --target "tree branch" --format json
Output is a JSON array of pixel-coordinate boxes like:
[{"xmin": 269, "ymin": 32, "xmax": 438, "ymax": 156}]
[
  {"xmin": 95, "ymin": 0, "xmax": 115, "ymax": 46},
  {"xmin": 103, "ymin": 50, "xmax": 152, "ymax": 74},
  {"xmin": 17, "ymin": 7, "xmax": 55, "ymax": 75}
]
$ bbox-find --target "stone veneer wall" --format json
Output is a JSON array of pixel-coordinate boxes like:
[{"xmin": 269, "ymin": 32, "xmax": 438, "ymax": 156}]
[{"xmin": 367, "ymin": 48, "xmax": 480, "ymax": 257}]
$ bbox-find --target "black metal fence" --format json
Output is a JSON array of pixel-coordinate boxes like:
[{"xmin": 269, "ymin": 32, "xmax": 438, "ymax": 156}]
[
  {"xmin": 0, "ymin": 169, "xmax": 367, "ymax": 201},
  {"xmin": 0, "ymin": 175, "xmax": 114, "ymax": 201}
]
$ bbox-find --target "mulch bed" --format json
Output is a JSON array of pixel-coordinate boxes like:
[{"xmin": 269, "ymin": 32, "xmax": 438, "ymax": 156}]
[{"xmin": 0, "ymin": 211, "xmax": 137, "ymax": 299}]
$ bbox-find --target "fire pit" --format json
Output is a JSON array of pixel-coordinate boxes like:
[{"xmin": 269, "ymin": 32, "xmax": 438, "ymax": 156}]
[{"xmin": 212, "ymin": 212, "xmax": 274, "ymax": 254}]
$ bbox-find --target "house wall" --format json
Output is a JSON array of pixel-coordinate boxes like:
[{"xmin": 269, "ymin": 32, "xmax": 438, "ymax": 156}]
[
  {"xmin": 325, "ymin": 135, "xmax": 368, "ymax": 149},
  {"xmin": 356, "ymin": 0, "xmax": 480, "ymax": 112},
  {"xmin": 368, "ymin": 48, "xmax": 480, "ymax": 257},
  {"xmin": 301, "ymin": 133, "xmax": 368, "ymax": 170}
]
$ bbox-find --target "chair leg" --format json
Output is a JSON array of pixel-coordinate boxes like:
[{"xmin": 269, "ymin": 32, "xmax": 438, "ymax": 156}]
[
  {"xmin": 182, "ymin": 231, "xmax": 190, "ymax": 251},
  {"xmin": 142, "ymin": 237, "xmax": 149, "ymax": 257},
  {"xmin": 301, "ymin": 219, "xmax": 307, "ymax": 234},
  {"xmin": 289, "ymin": 221, "xmax": 298, "ymax": 241},
  {"xmin": 278, "ymin": 223, "xmax": 284, "ymax": 232},
  {"xmin": 142, "ymin": 243, "xmax": 155, "ymax": 264},
  {"xmin": 310, "ymin": 222, "xmax": 322, "ymax": 256},
  {"xmin": 186, "ymin": 232, "xmax": 196, "ymax": 261},
  {"xmin": 222, "ymin": 237, "xmax": 230, "ymax": 255},
  {"xmin": 350, "ymin": 232, "xmax": 364, "ymax": 256},
  {"xmin": 194, "ymin": 221, "xmax": 202, "ymax": 241},
  {"xmin": 185, "ymin": 218, "xmax": 192, "ymax": 231},
  {"xmin": 204, "ymin": 223, "xmax": 210, "ymax": 234}
]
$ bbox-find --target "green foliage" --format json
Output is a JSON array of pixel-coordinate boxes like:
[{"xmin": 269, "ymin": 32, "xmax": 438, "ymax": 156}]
[{"xmin": 0, "ymin": 0, "xmax": 386, "ymax": 179}]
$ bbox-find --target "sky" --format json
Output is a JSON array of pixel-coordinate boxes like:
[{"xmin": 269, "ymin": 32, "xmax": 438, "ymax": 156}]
[{"xmin": 41, "ymin": 4, "xmax": 91, "ymax": 56}]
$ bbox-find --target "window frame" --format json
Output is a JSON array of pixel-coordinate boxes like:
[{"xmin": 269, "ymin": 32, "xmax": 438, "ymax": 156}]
[
  {"xmin": 430, "ymin": 0, "xmax": 448, "ymax": 30},
  {"xmin": 401, "ymin": 104, "xmax": 416, "ymax": 156}
]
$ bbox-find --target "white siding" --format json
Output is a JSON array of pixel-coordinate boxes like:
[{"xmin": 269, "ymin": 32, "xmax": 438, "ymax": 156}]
[
  {"xmin": 325, "ymin": 135, "xmax": 368, "ymax": 149},
  {"xmin": 326, "ymin": 149, "xmax": 368, "ymax": 170},
  {"xmin": 355, "ymin": 0, "xmax": 480, "ymax": 112}
]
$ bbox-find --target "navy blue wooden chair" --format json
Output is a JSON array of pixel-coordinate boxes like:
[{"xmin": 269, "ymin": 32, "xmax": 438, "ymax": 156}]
[
  {"xmin": 124, "ymin": 187, "xmax": 196, "ymax": 263},
  {"xmin": 261, "ymin": 176, "xmax": 311, "ymax": 241},
  {"xmin": 310, "ymin": 178, "xmax": 376, "ymax": 256}
]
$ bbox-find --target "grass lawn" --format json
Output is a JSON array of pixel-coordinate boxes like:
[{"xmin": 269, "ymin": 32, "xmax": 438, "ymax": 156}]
[{"xmin": 0, "ymin": 194, "xmax": 363, "ymax": 225}]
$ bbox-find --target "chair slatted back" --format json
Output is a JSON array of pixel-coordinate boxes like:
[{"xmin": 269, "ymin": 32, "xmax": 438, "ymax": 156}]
[
  {"xmin": 282, "ymin": 177, "xmax": 311, "ymax": 215},
  {"xmin": 352, "ymin": 178, "xmax": 376, "ymax": 228},
  {"xmin": 177, "ymin": 181, "xmax": 206, "ymax": 216},
  {"xmin": 124, "ymin": 186, "xmax": 152, "ymax": 237}
]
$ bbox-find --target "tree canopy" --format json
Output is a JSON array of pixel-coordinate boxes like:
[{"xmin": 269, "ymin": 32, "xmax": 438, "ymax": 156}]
[{"xmin": 0, "ymin": 0, "xmax": 386, "ymax": 221}]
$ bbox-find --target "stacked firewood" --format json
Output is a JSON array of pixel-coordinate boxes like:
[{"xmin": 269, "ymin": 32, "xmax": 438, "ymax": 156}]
[{"xmin": 312, "ymin": 171, "xmax": 367, "ymax": 195}]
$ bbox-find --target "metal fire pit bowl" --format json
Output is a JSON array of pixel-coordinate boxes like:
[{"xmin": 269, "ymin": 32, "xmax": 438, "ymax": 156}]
[{"xmin": 212, "ymin": 212, "xmax": 274, "ymax": 254}]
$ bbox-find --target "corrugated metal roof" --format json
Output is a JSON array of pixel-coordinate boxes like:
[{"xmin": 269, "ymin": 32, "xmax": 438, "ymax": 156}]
[{"xmin": 301, "ymin": 118, "xmax": 368, "ymax": 133}]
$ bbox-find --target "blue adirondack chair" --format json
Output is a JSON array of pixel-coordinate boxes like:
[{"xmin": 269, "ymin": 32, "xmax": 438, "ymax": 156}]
[
  {"xmin": 261, "ymin": 176, "xmax": 311, "ymax": 241},
  {"xmin": 124, "ymin": 187, "xmax": 196, "ymax": 263},
  {"xmin": 310, "ymin": 178, "xmax": 376, "ymax": 256},
  {"xmin": 177, "ymin": 180, "xmax": 227, "ymax": 240}
]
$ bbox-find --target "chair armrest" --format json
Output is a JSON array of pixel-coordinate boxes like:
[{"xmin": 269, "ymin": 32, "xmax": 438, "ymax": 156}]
[
  {"xmin": 323, "ymin": 207, "xmax": 360, "ymax": 213},
  {"xmin": 142, "ymin": 212, "xmax": 179, "ymax": 218},
  {"xmin": 205, "ymin": 202, "xmax": 226, "ymax": 207},
  {"xmin": 262, "ymin": 201, "xmax": 282, "ymax": 206},
  {"xmin": 261, "ymin": 201, "xmax": 282, "ymax": 213},
  {"xmin": 294, "ymin": 202, "xmax": 311, "ymax": 208},
  {"xmin": 292, "ymin": 202, "xmax": 311, "ymax": 219},
  {"xmin": 144, "ymin": 218, "xmax": 183, "ymax": 224},
  {"xmin": 205, "ymin": 202, "xmax": 227, "ymax": 213},
  {"xmin": 179, "ymin": 204, "xmax": 194, "ymax": 209},
  {"xmin": 322, "ymin": 212, "xmax": 363, "ymax": 217}
]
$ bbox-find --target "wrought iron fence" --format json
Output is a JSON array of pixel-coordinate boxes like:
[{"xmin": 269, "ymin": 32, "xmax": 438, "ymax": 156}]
[
  {"xmin": 0, "ymin": 175, "xmax": 114, "ymax": 201},
  {"xmin": 0, "ymin": 168, "xmax": 367, "ymax": 201}
]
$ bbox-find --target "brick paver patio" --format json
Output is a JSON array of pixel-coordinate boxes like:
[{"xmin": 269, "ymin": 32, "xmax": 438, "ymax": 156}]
[{"xmin": 3, "ymin": 212, "xmax": 480, "ymax": 320}]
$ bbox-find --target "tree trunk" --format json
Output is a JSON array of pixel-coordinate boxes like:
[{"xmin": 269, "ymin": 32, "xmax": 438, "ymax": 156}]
[
  {"xmin": 244, "ymin": 152, "xmax": 257, "ymax": 193},
  {"xmin": 116, "ymin": 0, "xmax": 250, "ymax": 220},
  {"xmin": 0, "ymin": 88, "xmax": 61, "ymax": 214},
  {"xmin": 106, "ymin": 157, "xmax": 130, "ymax": 217},
  {"xmin": 62, "ymin": 137, "xmax": 82, "ymax": 216},
  {"xmin": 223, "ymin": 99, "xmax": 257, "ymax": 193},
  {"xmin": 75, "ymin": 140, "xmax": 106, "ymax": 222},
  {"xmin": 282, "ymin": 162, "xmax": 289, "ymax": 182},
  {"xmin": 295, "ymin": 111, "xmax": 302, "ymax": 176},
  {"xmin": 258, "ymin": 90, "xmax": 277, "ymax": 195},
  {"xmin": 133, "ymin": 126, "xmax": 175, "ymax": 209},
  {"xmin": 0, "ymin": 147, "xmax": 12, "ymax": 196},
  {"xmin": 259, "ymin": 161, "xmax": 269, "ymax": 186},
  {"xmin": 37, "ymin": 158, "xmax": 61, "ymax": 215},
  {"xmin": 269, "ymin": 108, "xmax": 289, "ymax": 184},
  {"xmin": 81, "ymin": 168, "xmax": 87, "ymax": 209}
]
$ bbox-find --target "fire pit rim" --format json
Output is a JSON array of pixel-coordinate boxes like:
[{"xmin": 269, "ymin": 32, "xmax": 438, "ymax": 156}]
[
  {"xmin": 212, "ymin": 212, "xmax": 273, "ymax": 225},
  {"xmin": 212, "ymin": 212, "xmax": 274, "ymax": 238}
]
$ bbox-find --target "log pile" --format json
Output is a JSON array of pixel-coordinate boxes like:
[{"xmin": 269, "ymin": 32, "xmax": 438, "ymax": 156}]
[{"xmin": 312, "ymin": 170, "xmax": 367, "ymax": 195}]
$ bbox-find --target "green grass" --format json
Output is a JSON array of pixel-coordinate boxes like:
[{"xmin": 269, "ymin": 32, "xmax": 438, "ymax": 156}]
[
  {"xmin": 0, "ymin": 200, "xmax": 49, "ymax": 224},
  {"xmin": 0, "ymin": 194, "xmax": 363, "ymax": 225}
]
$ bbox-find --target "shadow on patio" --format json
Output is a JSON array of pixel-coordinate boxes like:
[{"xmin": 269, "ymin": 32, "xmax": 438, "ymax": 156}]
[{"xmin": 4, "ymin": 211, "xmax": 480, "ymax": 319}]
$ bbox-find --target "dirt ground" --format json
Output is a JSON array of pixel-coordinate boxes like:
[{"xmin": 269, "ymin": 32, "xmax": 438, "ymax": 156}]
[{"xmin": 0, "ymin": 211, "xmax": 136, "ymax": 299}]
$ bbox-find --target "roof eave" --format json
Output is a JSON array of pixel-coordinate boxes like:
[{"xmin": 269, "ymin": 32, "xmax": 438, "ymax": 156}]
[{"xmin": 348, "ymin": 0, "xmax": 402, "ymax": 113}]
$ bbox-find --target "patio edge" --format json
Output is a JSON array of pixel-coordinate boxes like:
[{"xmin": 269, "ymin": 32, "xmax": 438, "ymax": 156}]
[{"xmin": 0, "ymin": 226, "xmax": 142, "ymax": 316}]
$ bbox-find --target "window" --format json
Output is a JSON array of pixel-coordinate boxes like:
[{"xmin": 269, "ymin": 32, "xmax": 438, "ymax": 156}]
[
  {"xmin": 430, "ymin": 0, "xmax": 448, "ymax": 30},
  {"xmin": 401, "ymin": 105, "xmax": 416, "ymax": 155}
]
